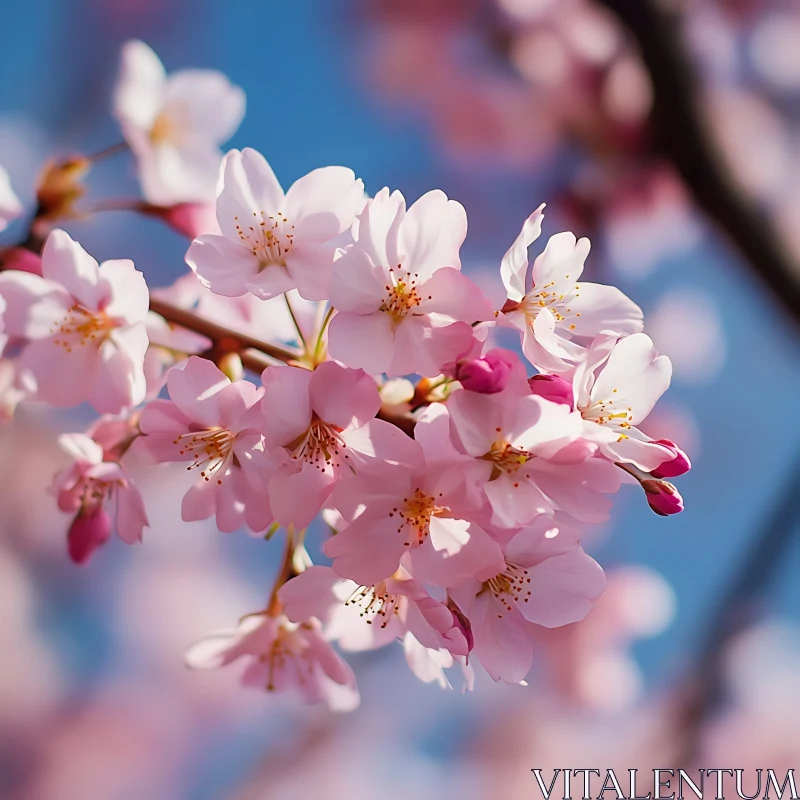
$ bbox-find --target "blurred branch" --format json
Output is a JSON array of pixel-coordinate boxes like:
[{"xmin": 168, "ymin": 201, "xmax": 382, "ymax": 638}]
[
  {"xmin": 675, "ymin": 454, "xmax": 800, "ymax": 761},
  {"xmin": 598, "ymin": 0, "xmax": 800, "ymax": 327}
]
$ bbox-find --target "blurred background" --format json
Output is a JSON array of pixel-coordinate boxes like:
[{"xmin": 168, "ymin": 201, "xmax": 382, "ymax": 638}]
[{"xmin": 1, "ymin": 0, "xmax": 799, "ymax": 797}]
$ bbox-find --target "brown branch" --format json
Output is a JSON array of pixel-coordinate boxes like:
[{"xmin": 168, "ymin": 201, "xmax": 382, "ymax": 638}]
[
  {"xmin": 598, "ymin": 0, "xmax": 800, "ymax": 326},
  {"xmin": 148, "ymin": 296, "xmax": 299, "ymax": 365}
]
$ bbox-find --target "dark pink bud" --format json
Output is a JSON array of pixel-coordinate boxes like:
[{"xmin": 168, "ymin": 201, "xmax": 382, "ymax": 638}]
[
  {"xmin": 456, "ymin": 350, "xmax": 515, "ymax": 394},
  {"xmin": 528, "ymin": 373, "xmax": 573, "ymax": 407},
  {"xmin": 1, "ymin": 247, "xmax": 43, "ymax": 275},
  {"xmin": 446, "ymin": 596, "xmax": 474, "ymax": 654},
  {"xmin": 641, "ymin": 479, "xmax": 684, "ymax": 516},
  {"xmin": 650, "ymin": 439, "xmax": 691, "ymax": 479},
  {"xmin": 67, "ymin": 508, "xmax": 111, "ymax": 564}
]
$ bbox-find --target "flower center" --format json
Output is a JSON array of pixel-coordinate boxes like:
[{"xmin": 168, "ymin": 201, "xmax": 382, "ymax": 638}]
[
  {"xmin": 581, "ymin": 389, "xmax": 633, "ymax": 439},
  {"xmin": 287, "ymin": 417, "xmax": 347, "ymax": 474},
  {"xmin": 149, "ymin": 110, "xmax": 182, "ymax": 146},
  {"xmin": 234, "ymin": 211, "xmax": 295, "ymax": 269},
  {"xmin": 79, "ymin": 476, "xmax": 122, "ymax": 513},
  {"xmin": 380, "ymin": 265, "xmax": 429, "ymax": 323},
  {"xmin": 51, "ymin": 304, "xmax": 117, "ymax": 352},
  {"xmin": 482, "ymin": 561, "xmax": 532, "ymax": 616},
  {"xmin": 258, "ymin": 621, "xmax": 311, "ymax": 692},
  {"xmin": 173, "ymin": 426, "xmax": 237, "ymax": 485},
  {"xmin": 482, "ymin": 431, "xmax": 533, "ymax": 480},
  {"xmin": 519, "ymin": 281, "xmax": 581, "ymax": 331},
  {"xmin": 344, "ymin": 581, "xmax": 402, "ymax": 628},
  {"xmin": 389, "ymin": 487, "xmax": 448, "ymax": 547}
]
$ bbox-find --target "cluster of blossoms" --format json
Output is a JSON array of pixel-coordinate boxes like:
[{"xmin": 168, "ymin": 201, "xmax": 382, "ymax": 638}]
[{"xmin": 0, "ymin": 41, "xmax": 689, "ymax": 711}]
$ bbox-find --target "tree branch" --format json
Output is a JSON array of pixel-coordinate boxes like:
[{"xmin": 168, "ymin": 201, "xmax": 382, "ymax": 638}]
[
  {"xmin": 598, "ymin": 0, "xmax": 800, "ymax": 326},
  {"xmin": 148, "ymin": 296, "xmax": 299, "ymax": 365}
]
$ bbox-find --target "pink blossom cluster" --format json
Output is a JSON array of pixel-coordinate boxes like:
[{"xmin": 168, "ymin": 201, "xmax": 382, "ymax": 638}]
[{"xmin": 0, "ymin": 41, "xmax": 689, "ymax": 710}]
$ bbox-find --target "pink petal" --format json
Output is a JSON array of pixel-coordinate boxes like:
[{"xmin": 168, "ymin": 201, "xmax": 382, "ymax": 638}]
[
  {"xmin": 260, "ymin": 365, "xmax": 312, "ymax": 450},
  {"xmin": 519, "ymin": 548, "xmax": 606, "ymax": 627},
  {"xmin": 325, "ymin": 513, "xmax": 405, "ymax": 586},
  {"xmin": 329, "ymin": 246, "xmax": 387, "ymax": 313},
  {"xmin": 530, "ymin": 231, "xmax": 589, "ymax": 289},
  {"xmin": 328, "ymin": 311, "xmax": 396, "ymax": 375},
  {"xmin": 185, "ymin": 234, "xmax": 259, "ymax": 298},
  {"xmin": 310, "ymin": 362, "xmax": 380, "ymax": 429},
  {"xmin": 115, "ymin": 480, "xmax": 149, "ymax": 544},
  {"xmin": 269, "ymin": 462, "xmax": 335, "ymax": 529},
  {"xmin": 166, "ymin": 356, "xmax": 229, "ymax": 427},
  {"xmin": 20, "ymin": 336, "xmax": 100, "ymax": 408},
  {"xmin": 501, "ymin": 205, "xmax": 545, "ymax": 302},
  {"xmin": 41, "ymin": 230, "xmax": 106, "ymax": 310},
  {"xmin": 99, "ymin": 259, "xmax": 149, "ymax": 325},
  {"xmin": 278, "ymin": 566, "xmax": 342, "ymax": 625},
  {"xmin": 418, "ymin": 267, "xmax": 494, "ymax": 323},
  {"xmin": 399, "ymin": 189, "xmax": 467, "ymax": 280},
  {"xmin": 216, "ymin": 148, "xmax": 284, "ymax": 241},
  {"xmin": 284, "ymin": 166, "xmax": 363, "ymax": 242}
]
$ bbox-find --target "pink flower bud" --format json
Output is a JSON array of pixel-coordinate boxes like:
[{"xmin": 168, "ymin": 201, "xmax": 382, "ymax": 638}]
[
  {"xmin": 67, "ymin": 508, "xmax": 111, "ymax": 564},
  {"xmin": 1, "ymin": 247, "xmax": 43, "ymax": 275},
  {"xmin": 456, "ymin": 350, "xmax": 515, "ymax": 394},
  {"xmin": 641, "ymin": 479, "xmax": 684, "ymax": 516},
  {"xmin": 528, "ymin": 373, "xmax": 573, "ymax": 407},
  {"xmin": 650, "ymin": 439, "xmax": 691, "ymax": 479}
]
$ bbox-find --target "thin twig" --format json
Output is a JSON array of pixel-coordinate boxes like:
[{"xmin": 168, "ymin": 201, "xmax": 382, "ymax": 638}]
[{"xmin": 148, "ymin": 296, "xmax": 299, "ymax": 365}]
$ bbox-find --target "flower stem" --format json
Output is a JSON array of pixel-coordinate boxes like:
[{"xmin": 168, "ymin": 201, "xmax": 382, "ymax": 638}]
[
  {"xmin": 283, "ymin": 293, "xmax": 309, "ymax": 354},
  {"xmin": 85, "ymin": 141, "xmax": 129, "ymax": 163}
]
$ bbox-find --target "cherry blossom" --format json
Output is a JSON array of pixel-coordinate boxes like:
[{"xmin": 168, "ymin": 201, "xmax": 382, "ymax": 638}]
[
  {"xmin": 185, "ymin": 612, "xmax": 359, "ymax": 711},
  {"xmin": 571, "ymin": 333, "xmax": 675, "ymax": 472},
  {"xmin": 278, "ymin": 564, "xmax": 468, "ymax": 656},
  {"xmin": 446, "ymin": 371, "xmax": 616, "ymax": 528},
  {"xmin": 138, "ymin": 356, "xmax": 271, "ymax": 533},
  {"xmin": 500, "ymin": 206, "xmax": 643, "ymax": 371},
  {"xmin": 51, "ymin": 431, "xmax": 148, "ymax": 564},
  {"xmin": 261, "ymin": 361, "xmax": 420, "ymax": 529},
  {"xmin": 0, "ymin": 229, "xmax": 149, "ymax": 414},
  {"xmin": 328, "ymin": 188, "xmax": 494, "ymax": 376},
  {"xmin": 449, "ymin": 516, "xmax": 606, "ymax": 683},
  {"xmin": 0, "ymin": 35, "xmax": 693, "ymax": 716},
  {"xmin": 186, "ymin": 148, "xmax": 364, "ymax": 301},
  {"xmin": 113, "ymin": 40, "xmax": 245, "ymax": 205}
]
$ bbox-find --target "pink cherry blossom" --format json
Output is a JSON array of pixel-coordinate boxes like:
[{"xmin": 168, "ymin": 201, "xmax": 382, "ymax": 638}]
[
  {"xmin": 185, "ymin": 612, "xmax": 359, "ymax": 711},
  {"xmin": 0, "ymin": 229, "xmax": 149, "ymax": 414},
  {"xmin": 261, "ymin": 361, "xmax": 420, "ymax": 529},
  {"xmin": 571, "ymin": 333, "xmax": 676, "ymax": 472},
  {"xmin": 328, "ymin": 187, "xmax": 494, "ymax": 376},
  {"xmin": 0, "ymin": 165, "xmax": 22, "ymax": 232},
  {"xmin": 186, "ymin": 147, "xmax": 365, "ymax": 301},
  {"xmin": 51, "ymin": 432, "xmax": 148, "ymax": 564},
  {"xmin": 500, "ymin": 206, "xmax": 643, "ymax": 371},
  {"xmin": 449, "ymin": 515, "xmax": 606, "ymax": 683},
  {"xmin": 138, "ymin": 356, "xmax": 271, "ymax": 534},
  {"xmin": 446, "ymin": 376, "xmax": 614, "ymax": 527},
  {"xmin": 113, "ymin": 40, "xmax": 245, "ymax": 205},
  {"xmin": 278, "ymin": 564, "xmax": 468, "ymax": 655},
  {"xmin": 325, "ymin": 441, "xmax": 503, "ymax": 587}
]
